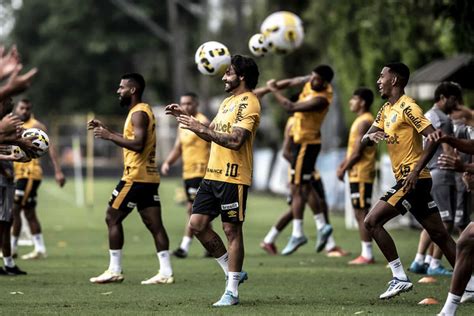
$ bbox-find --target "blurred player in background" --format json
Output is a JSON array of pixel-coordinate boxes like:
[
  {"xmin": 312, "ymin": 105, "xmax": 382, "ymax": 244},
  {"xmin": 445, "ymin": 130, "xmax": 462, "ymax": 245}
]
[{"xmin": 161, "ymin": 92, "xmax": 211, "ymax": 258}]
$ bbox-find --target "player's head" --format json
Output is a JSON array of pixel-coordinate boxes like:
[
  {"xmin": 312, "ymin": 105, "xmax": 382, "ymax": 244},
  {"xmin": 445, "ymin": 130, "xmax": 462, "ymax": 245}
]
[
  {"xmin": 434, "ymin": 81, "xmax": 462, "ymax": 114},
  {"xmin": 0, "ymin": 97, "xmax": 14, "ymax": 118},
  {"xmin": 311, "ymin": 65, "xmax": 334, "ymax": 91},
  {"xmin": 377, "ymin": 62, "xmax": 410, "ymax": 99},
  {"xmin": 349, "ymin": 87, "xmax": 374, "ymax": 113},
  {"xmin": 14, "ymin": 98, "xmax": 33, "ymax": 122},
  {"xmin": 180, "ymin": 92, "xmax": 199, "ymax": 116},
  {"xmin": 222, "ymin": 55, "xmax": 259, "ymax": 93},
  {"xmin": 117, "ymin": 73, "xmax": 146, "ymax": 107}
]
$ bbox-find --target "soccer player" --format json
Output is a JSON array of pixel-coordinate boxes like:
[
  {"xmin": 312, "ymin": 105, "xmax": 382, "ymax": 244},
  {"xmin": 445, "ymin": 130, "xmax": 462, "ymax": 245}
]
[
  {"xmin": 409, "ymin": 82, "xmax": 461, "ymax": 276},
  {"xmin": 161, "ymin": 92, "xmax": 210, "ymax": 258},
  {"xmin": 336, "ymin": 88, "xmax": 376, "ymax": 265},
  {"xmin": 10, "ymin": 98, "xmax": 66, "ymax": 260},
  {"xmin": 88, "ymin": 73, "xmax": 173, "ymax": 285},
  {"xmin": 265, "ymin": 65, "xmax": 335, "ymax": 255},
  {"xmin": 361, "ymin": 62, "xmax": 456, "ymax": 299},
  {"xmin": 165, "ymin": 55, "xmax": 260, "ymax": 306}
]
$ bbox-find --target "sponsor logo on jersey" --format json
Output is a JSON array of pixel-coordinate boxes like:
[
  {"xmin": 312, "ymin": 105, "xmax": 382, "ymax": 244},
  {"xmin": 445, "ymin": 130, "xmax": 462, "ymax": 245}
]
[
  {"xmin": 403, "ymin": 106, "xmax": 423, "ymax": 129},
  {"xmin": 235, "ymin": 103, "xmax": 248, "ymax": 123},
  {"xmin": 127, "ymin": 202, "xmax": 137, "ymax": 209},
  {"xmin": 386, "ymin": 134, "xmax": 400, "ymax": 144},
  {"xmin": 227, "ymin": 210, "xmax": 237, "ymax": 218},
  {"xmin": 391, "ymin": 113, "xmax": 397, "ymax": 123},
  {"xmin": 221, "ymin": 202, "xmax": 239, "ymax": 210},
  {"xmin": 402, "ymin": 200, "xmax": 412, "ymax": 211},
  {"xmin": 214, "ymin": 121, "xmax": 232, "ymax": 133},
  {"xmin": 207, "ymin": 168, "xmax": 223, "ymax": 174}
]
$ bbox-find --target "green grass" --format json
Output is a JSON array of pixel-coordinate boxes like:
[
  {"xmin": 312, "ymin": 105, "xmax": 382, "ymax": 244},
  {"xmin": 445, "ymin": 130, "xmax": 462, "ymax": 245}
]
[{"xmin": 1, "ymin": 178, "xmax": 472, "ymax": 315}]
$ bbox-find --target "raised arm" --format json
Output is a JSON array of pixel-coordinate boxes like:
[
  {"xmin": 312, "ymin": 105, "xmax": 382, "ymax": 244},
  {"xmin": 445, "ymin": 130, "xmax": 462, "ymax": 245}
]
[
  {"xmin": 254, "ymin": 75, "xmax": 309, "ymax": 99},
  {"xmin": 267, "ymin": 79, "xmax": 329, "ymax": 112}
]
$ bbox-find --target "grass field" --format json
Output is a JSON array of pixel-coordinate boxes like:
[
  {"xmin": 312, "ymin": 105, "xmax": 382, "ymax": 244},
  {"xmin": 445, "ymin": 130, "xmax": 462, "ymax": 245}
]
[{"xmin": 1, "ymin": 178, "xmax": 472, "ymax": 315}]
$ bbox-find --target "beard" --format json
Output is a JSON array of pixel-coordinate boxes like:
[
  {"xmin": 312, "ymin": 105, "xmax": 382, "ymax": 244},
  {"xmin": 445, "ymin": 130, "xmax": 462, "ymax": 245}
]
[
  {"xmin": 311, "ymin": 82, "xmax": 325, "ymax": 91},
  {"xmin": 224, "ymin": 77, "xmax": 240, "ymax": 93},
  {"xmin": 119, "ymin": 95, "xmax": 132, "ymax": 107}
]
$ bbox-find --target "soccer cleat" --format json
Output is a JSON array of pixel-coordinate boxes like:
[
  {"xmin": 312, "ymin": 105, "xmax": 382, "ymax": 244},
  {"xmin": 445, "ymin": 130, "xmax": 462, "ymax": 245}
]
[
  {"xmin": 89, "ymin": 270, "xmax": 124, "ymax": 284},
  {"xmin": 281, "ymin": 235, "xmax": 308, "ymax": 256},
  {"xmin": 326, "ymin": 246, "xmax": 349, "ymax": 257},
  {"xmin": 379, "ymin": 277, "xmax": 413, "ymax": 299},
  {"xmin": 172, "ymin": 248, "xmax": 188, "ymax": 259},
  {"xmin": 408, "ymin": 261, "xmax": 428, "ymax": 274},
  {"xmin": 348, "ymin": 255, "xmax": 375, "ymax": 265},
  {"xmin": 212, "ymin": 290, "xmax": 239, "ymax": 307},
  {"xmin": 21, "ymin": 251, "xmax": 47, "ymax": 260},
  {"xmin": 4, "ymin": 265, "xmax": 27, "ymax": 275},
  {"xmin": 461, "ymin": 290, "xmax": 474, "ymax": 303},
  {"xmin": 427, "ymin": 265, "xmax": 453, "ymax": 276},
  {"xmin": 141, "ymin": 272, "xmax": 174, "ymax": 284},
  {"xmin": 315, "ymin": 224, "xmax": 333, "ymax": 253},
  {"xmin": 260, "ymin": 242, "xmax": 277, "ymax": 255}
]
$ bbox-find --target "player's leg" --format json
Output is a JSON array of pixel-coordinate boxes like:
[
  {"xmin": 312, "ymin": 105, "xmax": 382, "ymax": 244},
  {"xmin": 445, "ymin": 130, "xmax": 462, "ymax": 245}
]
[
  {"xmin": 439, "ymin": 222, "xmax": 474, "ymax": 315},
  {"xmin": 20, "ymin": 180, "xmax": 45, "ymax": 259},
  {"xmin": 11, "ymin": 178, "xmax": 29, "ymax": 257},
  {"xmin": 307, "ymin": 185, "xmax": 333, "ymax": 252},
  {"xmin": 409, "ymin": 229, "xmax": 431, "ymax": 274},
  {"xmin": 349, "ymin": 183, "xmax": 374, "ymax": 264},
  {"xmin": 260, "ymin": 206, "xmax": 292, "ymax": 255}
]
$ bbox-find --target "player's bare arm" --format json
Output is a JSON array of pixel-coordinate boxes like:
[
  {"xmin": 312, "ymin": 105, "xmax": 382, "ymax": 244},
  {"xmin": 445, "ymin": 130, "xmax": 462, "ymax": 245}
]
[
  {"xmin": 0, "ymin": 65, "xmax": 38, "ymax": 100},
  {"xmin": 428, "ymin": 129, "xmax": 474, "ymax": 155},
  {"xmin": 164, "ymin": 104, "xmax": 190, "ymax": 117},
  {"xmin": 35, "ymin": 121, "xmax": 66, "ymax": 187},
  {"xmin": 161, "ymin": 136, "xmax": 182, "ymax": 175},
  {"xmin": 0, "ymin": 113, "xmax": 22, "ymax": 142},
  {"xmin": 337, "ymin": 120, "xmax": 372, "ymax": 181},
  {"xmin": 282, "ymin": 121, "xmax": 294, "ymax": 163},
  {"xmin": 177, "ymin": 115, "xmax": 250, "ymax": 151},
  {"xmin": 93, "ymin": 111, "xmax": 148, "ymax": 153},
  {"xmin": 266, "ymin": 79, "xmax": 328, "ymax": 112},
  {"xmin": 253, "ymin": 75, "xmax": 309, "ymax": 98},
  {"xmin": 361, "ymin": 125, "xmax": 386, "ymax": 146}
]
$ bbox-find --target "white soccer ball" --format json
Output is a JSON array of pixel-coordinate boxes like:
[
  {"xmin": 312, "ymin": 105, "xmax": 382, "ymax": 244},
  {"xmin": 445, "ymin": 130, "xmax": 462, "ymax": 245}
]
[
  {"xmin": 248, "ymin": 33, "xmax": 269, "ymax": 57},
  {"xmin": 11, "ymin": 145, "xmax": 31, "ymax": 162},
  {"xmin": 22, "ymin": 128, "xmax": 49, "ymax": 158},
  {"xmin": 195, "ymin": 41, "xmax": 231, "ymax": 76},
  {"xmin": 260, "ymin": 11, "xmax": 304, "ymax": 55}
]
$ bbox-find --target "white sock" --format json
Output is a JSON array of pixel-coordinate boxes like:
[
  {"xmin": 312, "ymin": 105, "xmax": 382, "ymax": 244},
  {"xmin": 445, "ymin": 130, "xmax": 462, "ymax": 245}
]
[
  {"xmin": 466, "ymin": 276, "xmax": 474, "ymax": 291},
  {"xmin": 313, "ymin": 214, "xmax": 326, "ymax": 230},
  {"xmin": 215, "ymin": 252, "xmax": 229, "ymax": 275},
  {"xmin": 3, "ymin": 256, "xmax": 15, "ymax": 268},
  {"xmin": 414, "ymin": 253, "xmax": 425, "ymax": 265},
  {"xmin": 157, "ymin": 250, "xmax": 173, "ymax": 277},
  {"xmin": 388, "ymin": 258, "xmax": 407, "ymax": 280},
  {"xmin": 11, "ymin": 236, "xmax": 19, "ymax": 254},
  {"xmin": 324, "ymin": 235, "xmax": 336, "ymax": 251},
  {"xmin": 292, "ymin": 219, "xmax": 304, "ymax": 238},
  {"xmin": 179, "ymin": 236, "xmax": 192, "ymax": 252},
  {"xmin": 226, "ymin": 271, "xmax": 240, "ymax": 296},
  {"xmin": 263, "ymin": 226, "xmax": 280, "ymax": 244},
  {"xmin": 32, "ymin": 233, "xmax": 46, "ymax": 253},
  {"xmin": 424, "ymin": 254, "xmax": 433, "ymax": 265},
  {"xmin": 361, "ymin": 241, "xmax": 373, "ymax": 259},
  {"xmin": 108, "ymin": 249, "xmax": 122, "ymax": 273},
  {"xmin": 429, "ymin": 258, "xmax": 441, "ymax": 270},
  {"xmin": 440, "ymin": 292, "xmax": 460, "ymax": 316}
]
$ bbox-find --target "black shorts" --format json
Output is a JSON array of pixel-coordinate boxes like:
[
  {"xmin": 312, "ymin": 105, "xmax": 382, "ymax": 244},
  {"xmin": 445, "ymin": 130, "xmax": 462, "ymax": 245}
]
[
  {"xmin": 14, "ymin": 178, "xmax": 42, "ymax": 208},
  {"xmin": 290, "ymin": 143, "xmax": 321, "ymax": 185},
  {"xmin": 184, "ymin": 177, "xmax": 203, "ymax": 202},
  {"xmin": 287, "ymin": 174, "xmax": 326, "ymax": 205},
  {"xmin": 380, "ymin": 178, "xmax": 438, "ymax": 219},
  {"xmin": 192, "ymin": 179, "xmax": 248, "ymax": 223},
  {"xmin": 109, "ymin": 181, "xmax": 160, "ymax": 212},
  {"xmin": 350, "ymin": 182, "xmax": 373, "ymax": 210}
]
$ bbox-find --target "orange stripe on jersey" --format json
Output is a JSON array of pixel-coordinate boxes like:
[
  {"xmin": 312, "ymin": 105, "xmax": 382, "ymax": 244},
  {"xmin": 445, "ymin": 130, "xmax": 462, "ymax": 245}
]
[
  {"xmin": 294, "ymin": 143, "xmax": 307, "ymax": 185},
  {"xmin": 238, "ymin": 184, "xmax": 244, "ymax": 221}
]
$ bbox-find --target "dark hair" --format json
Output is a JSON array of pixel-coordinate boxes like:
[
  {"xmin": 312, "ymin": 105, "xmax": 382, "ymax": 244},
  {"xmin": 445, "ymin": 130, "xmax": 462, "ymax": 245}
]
[
  {"xmin": 384, "ymin": 62, "xmax": 410, "ymax": 87},
  {"xmin": 434, "ymin": 81, "xmax": 462, "ymax": 102},
  {"xmin": 353, "ymin": 87, "xmax": 374, "ymax": 110},
  {"xmin": 121, "ymin": 73, "xmax": 146, "ymax": 98},
  {"xmin": 231, "ymin": 55, "xmax": 259, "ymax": 90},
  {"xmin": 181, "ymin": 91, "xmax": 199, "ymax": 101},
  {"xmin": 313, "ymin": 65, "xmax": 334, "ymax": 83},
  {"xmin": 19, "ymin": 98, "xmax": 32, "ymax": 104}
]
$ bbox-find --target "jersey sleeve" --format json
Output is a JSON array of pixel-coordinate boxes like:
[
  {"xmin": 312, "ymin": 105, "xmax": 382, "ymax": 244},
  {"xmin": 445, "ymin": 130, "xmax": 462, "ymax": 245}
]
[
  {"xmin": 232, "ymin": 96, "xmax": 261, "ymax": 132},
  {"xmin": 373, "ymin": 104, "xmax": 386, "ymax": 129},
  {"xmin": 404, "ymin": 103, "xmax": 431, "ymax": 133}
]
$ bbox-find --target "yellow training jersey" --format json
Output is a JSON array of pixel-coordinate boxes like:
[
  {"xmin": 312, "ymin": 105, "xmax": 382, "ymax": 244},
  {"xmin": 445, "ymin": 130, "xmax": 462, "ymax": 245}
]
[
  {"xmin": 14, "ymin": 117, "xmax": 42, "ymax": 180},
  {"xmin": 205, "ymin": 92, "xmax": 261, "ymax": 186},
  {"xmin": 347, "ymin": 112, "xmax": 376, "ymax": 183},
  {"xmin": 178, "ymin": 112, "xmax": 210, "ymax": 179},
  {"xmin": 373, "ymin": 95, "xmax": 431, "ymax": 181},
  {"xmin": 285, "ymin": 115, "xmax": 295, "ymax": 137},
  {"xmin": 293, "ymin": 82, "xmax": 333, "ymax": 144},
  {"xmin": 122, "ymin": 103, "xmax": 160, "ymax": 183}
]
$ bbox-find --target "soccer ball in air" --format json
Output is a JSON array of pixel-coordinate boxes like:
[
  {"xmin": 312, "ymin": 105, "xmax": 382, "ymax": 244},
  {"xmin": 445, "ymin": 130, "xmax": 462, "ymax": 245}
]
[
  {"xmin": 22, "ymin": 128, "xmax": 49, "ymax": 158},
  {"xmin": 195, "ymin": 41, "xmax": 231, "ymax": 76},
  {"xmin": 11, "ymin": 145, "xmax": 31, "ymax": 162},
  {"xmin": 248, "ymin": 33, "xmax": 269, "ymax": 57},
  {"xmin": 261, "ymin": 11, "xmax": 304, "ymax": 54}
]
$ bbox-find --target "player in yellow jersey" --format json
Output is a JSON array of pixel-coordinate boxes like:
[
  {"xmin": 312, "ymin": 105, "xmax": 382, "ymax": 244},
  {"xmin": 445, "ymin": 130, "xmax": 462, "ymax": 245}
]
[
  {"xmin": 336, "ymin": 88, "xmax": 377, "ymax": 265},
  {"xmin": 161, "ymin": 92, "xmax": 211, "ymax": 258},
  {"xmin": 361, "ymin": 62, "xmax": 456, "ymax": 299},
  {"xmin": 165, "ymin": 55, "xmax": 260, "ymax": 306},
  {"xmin": 88, "ymin": 73, "xmax": 173, "ymax": 285},
  {"xmin": 265, "ymin": 65, "xmax": 336, "ymax": 255},
  {"xmin": 10, "ymin": 98, "xmax": 66, "ymax": 260}
]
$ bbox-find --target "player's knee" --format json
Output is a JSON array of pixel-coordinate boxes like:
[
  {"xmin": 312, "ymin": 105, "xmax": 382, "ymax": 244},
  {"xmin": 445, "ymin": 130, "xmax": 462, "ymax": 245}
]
[
  {"xmin": 188, "ymin": 219, "xmax": 205, "ymax": 235},
  {"xmin": 222, "ymin": 223, "xmax": 241, "ymax": 240},
  {"xmin": 363, "ymin": 216, "xmax": 375, "ymax": 232},
  {"xmin": 457, "ymin": 233, "xmax": 474, "ymax": 253}
]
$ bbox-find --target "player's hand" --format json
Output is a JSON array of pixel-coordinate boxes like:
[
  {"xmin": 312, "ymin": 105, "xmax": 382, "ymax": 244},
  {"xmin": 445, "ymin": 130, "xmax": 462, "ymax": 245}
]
[
  {"xmin": 438, "ymin": 152, "xmax": 464, "ymax": 172},
  {"xmin": 367, "ymin": 131, "xmax": 388, "ymax": 144},
  {"xmin": 0, "ymin": 114, "xmax": 22, "ymax": 140},
  {"xmin": 93, "ymin": 126, "xmax": 111, "ymax": 140},
  {"xmin": 55, "ymin": 170, "xmax": 66, "ymax": 187},
  {"xmin": 336, "ymin": 166, "xmax": 345, "ymax": 182},
  {"xmin": 402, "ymin": 171, "xmax": 419, "ymax": 192},
  {"xmin": 165, "ymin": 104, "xmax": 187, "ymax": 117},
  {"xmin": 87, "ymin": 119, "xmax": 105, "ymax": 130},
  {"xmin": 427, "ymin": 129, "xmax": 447, "ymax": 143},
  {"xmin": 266, "ymin": 79, "xmax": 278, "ymax": 91},
  {"xmin": 161, "ymin": 161, "xmax": 170, "ymax": 175},
  {"xmin": 15, "ymin": 136, "xmax": 37, "ymax": 158},
  {"xmin": 3, "ymin": 64, "xmax": 38, "ymax": 97},
  {"xmin": 177, "ymin": 115, "xmax": 202, "ymax": 133},
  {"xmin": 0, "ymin": 45, "xmax": 20, "ymax": 80},
  {"xmin": 462, "ymin": 172, "xmax": 473, "ymax": 192}
]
